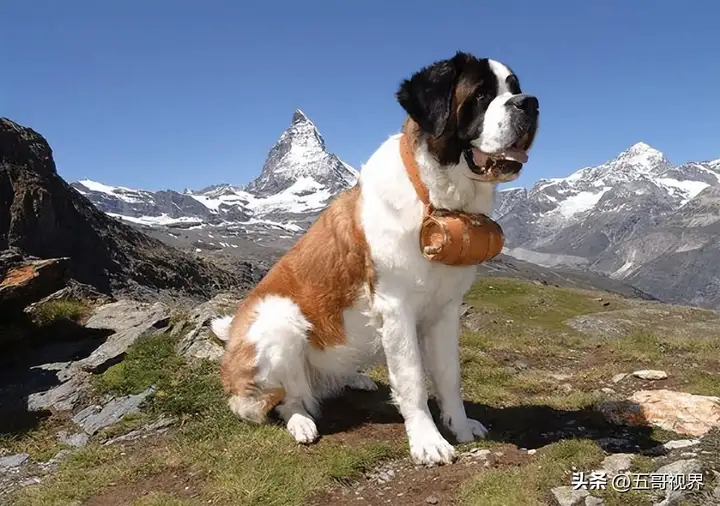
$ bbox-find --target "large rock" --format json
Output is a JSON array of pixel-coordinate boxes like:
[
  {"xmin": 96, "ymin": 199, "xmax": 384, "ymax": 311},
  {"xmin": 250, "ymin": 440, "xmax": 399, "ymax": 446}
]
[
  {"xmin": 598, "ymin": 390, "xmax": 720, "ymax": 437},
  {"xmin": 172, "ymin": 292, "xmax": 243, "ymax": 361},
  {"xmin": 0, "ymin": 255, "xmax": 68, "ymax": 316},
  {"xmin": 77, "ymin": 300, "xmax": 171, "ymax": 372},
  {"xmin": 72, "ymin": 387, "xmax": 155, "ymax": 435},
  {"xmin": 651, "ymin": 459, "xmax": 703, "ymax": 506},
  {"xmin": 0, "ymin": 117, "xmax": 256, "ymax": 300},
  {"xmin": 26, "ymin": 375, "xmax": 88, "ymax": 412}
]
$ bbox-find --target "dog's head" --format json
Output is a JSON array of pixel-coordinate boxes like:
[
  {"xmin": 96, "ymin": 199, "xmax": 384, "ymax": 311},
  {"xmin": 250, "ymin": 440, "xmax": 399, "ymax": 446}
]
[{"xmin": 396, "ymin": 51, "xmax": 539, "ymax": 183}]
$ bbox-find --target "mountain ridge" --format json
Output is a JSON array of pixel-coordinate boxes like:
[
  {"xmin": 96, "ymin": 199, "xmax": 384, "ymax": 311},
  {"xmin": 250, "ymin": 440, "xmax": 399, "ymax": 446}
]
[
  {"xmin": 71, "ymin": 110, "xmax": 720, "ymax": 309},
  {"xmin": 494, "ymin": 141, "xmax": 720, "ymax": 309}
]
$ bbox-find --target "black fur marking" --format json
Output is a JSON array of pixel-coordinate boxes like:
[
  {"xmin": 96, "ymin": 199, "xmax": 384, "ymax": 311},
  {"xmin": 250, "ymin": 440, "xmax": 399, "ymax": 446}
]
[
  {"xmin": 396, "ymin": 52, "xmax": 502, "ymax": 166},
  {"xmin": 395, "ymin": 53, "xmax": 466, "ymax": 137},
  {"xmin": 506, "ymin": 74, "xmax": 522, "ymax": 95}
]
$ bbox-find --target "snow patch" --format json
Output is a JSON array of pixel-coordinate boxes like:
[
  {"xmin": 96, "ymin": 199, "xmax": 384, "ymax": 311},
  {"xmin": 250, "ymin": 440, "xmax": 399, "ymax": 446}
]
[
  {"xmin": 656, "ymin": 178, "xmax": 709, "ymax": 203},
  {"xmin": 107, "ymin": 213, "xmax": 204, "ymax": 226},
  {"xmin": 556, "ymin": 188, "xmax": 610, "ymax": 218}
]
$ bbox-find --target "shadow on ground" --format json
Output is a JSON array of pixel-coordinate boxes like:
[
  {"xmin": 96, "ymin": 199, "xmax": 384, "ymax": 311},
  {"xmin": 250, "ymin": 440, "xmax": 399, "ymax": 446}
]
[
  {"xmin": 0, "ymin": 316, "xmax": 113, "ymax": 436},
  {"xmin": 291, "ymin": 383, "xmax": 663, "ymax": 456}
]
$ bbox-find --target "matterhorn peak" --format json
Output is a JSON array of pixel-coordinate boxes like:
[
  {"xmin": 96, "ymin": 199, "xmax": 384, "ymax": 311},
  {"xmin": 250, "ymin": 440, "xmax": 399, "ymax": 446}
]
[
  {"xmin": 243, "ymin": 109, "xmax": 357, "ymax": 198},
  {"xmin": 292, "ymin": 109, "xmax": 312, "ymax": 126}
]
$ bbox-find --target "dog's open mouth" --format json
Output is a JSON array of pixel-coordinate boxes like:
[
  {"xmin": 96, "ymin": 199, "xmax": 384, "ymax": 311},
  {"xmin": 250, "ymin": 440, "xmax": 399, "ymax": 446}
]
[{"xmin": 464, "ymin": 147, "xmax": 527, "ymax": 182}]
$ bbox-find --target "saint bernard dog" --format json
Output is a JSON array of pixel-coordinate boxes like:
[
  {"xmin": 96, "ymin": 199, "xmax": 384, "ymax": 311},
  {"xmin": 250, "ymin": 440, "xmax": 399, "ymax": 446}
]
[{"xmin": 211, "ymin": 51, "xmax": 539, "ymax": 466}]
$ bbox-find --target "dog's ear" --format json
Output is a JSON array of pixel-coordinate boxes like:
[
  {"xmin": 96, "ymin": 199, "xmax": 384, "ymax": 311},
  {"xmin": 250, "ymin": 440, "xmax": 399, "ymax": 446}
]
[{"xmin": 396, "ymin": 52, "xmax": 468, "ymax": 137}]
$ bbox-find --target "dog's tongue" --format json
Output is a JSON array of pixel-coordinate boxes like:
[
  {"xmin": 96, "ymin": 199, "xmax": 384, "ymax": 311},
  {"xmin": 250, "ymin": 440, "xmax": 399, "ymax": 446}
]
[
  {"xmin": 471, "ymin": 148, "xmax": 490, "ymax": 168},
  {"xmin": 472, "ymin": 147, "xmax": 528, "ymax": 166}
]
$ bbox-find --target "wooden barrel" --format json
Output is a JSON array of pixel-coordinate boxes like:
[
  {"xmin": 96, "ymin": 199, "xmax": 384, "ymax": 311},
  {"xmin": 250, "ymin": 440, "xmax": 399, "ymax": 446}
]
[{"xmin": 419, "ymin": 210, "xmax": 504, "ymax": 265}]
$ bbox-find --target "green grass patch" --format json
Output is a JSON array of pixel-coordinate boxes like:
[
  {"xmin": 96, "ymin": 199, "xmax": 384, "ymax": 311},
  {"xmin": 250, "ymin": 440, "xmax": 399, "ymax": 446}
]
[
  {"xmin": 14, "ymin": 330, "xmax": 403, "ymax": 506},
  {"xmin": 460, "ymin": 439, "xmax": 604, "ymax": 505},
  {"xmin": 30, "ymin": 299, "xmax": 89, "ymax": 327},
  {"xmin": 93, "ymin": 331, "xmax": 185, "ymax": 398},
  {"xmin": 465, "ymin": 278, "xmax": 622, "ymax": 331}
]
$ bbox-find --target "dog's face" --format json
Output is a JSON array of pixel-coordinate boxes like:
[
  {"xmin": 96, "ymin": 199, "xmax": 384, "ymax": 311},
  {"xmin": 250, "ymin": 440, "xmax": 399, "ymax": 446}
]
[{"xmin": 396, "ymin": 51, "xmax": 539, "ymax": 182}]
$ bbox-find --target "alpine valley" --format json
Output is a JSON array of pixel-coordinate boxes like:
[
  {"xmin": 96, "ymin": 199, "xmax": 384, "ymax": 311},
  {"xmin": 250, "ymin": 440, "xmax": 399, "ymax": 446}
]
[{"xmin": 72, "ymin": 111, "xmax": 720, "ymax": 310}]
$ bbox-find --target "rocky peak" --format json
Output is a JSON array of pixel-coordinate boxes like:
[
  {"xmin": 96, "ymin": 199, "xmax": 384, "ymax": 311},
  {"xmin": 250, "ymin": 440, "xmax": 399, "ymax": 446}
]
[
  {"xmin": 244, "ymin": 109, "xmax": 357, "ymax": 198},
  {"xmin": 0, "ymin": 118, "xmax": 57, "ymax": 178},
  {"xmin": 612, "ymin": 141, "xmax": 671, "ymax": 174}
]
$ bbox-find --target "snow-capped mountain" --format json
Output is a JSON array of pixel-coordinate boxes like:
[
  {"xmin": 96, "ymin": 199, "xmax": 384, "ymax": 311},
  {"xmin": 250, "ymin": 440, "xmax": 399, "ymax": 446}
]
[
  {"xmin": 495, "ymin": 142, "xmax": 720, "ymax": 308},
  {"xmin": 72, "ymin": 109, "xmax": 358, "ymax": 248}
]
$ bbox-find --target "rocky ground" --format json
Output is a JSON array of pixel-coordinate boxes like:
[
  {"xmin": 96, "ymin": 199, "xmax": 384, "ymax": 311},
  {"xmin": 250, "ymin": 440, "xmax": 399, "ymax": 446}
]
[{"xmin": 1, "ymin": 277, "xmax": 719, "ymax": 506}]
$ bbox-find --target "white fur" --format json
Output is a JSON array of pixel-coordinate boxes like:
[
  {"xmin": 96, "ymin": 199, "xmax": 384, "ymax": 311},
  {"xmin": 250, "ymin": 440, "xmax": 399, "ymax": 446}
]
[
  {"xmin": 212, "ymin": 131, "xmax": 498, "ymax": 465},
  {"xmin": 212, "ymin": 61, "xmax": 529, "ymax": 465},
  {"xmin": 210, "ymin": 315, "xmax": 233, "ymax": 342},
  {"xmin": 475, "ymin": 59, "xmax": 522, "ymax": 154},
  {"xmin": 355, "ymin": 134, "xmax": 495, "ymax": 465}
]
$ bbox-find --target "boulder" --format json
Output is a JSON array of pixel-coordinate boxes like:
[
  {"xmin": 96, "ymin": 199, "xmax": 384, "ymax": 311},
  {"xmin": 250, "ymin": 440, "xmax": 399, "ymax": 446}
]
[
  {"xmin": 76, "ymin": 300, "xmax": 170, "ymax": 372},
  {"xmin": 598, "ymin": 389, "xmax": 720, "ymax": 437},
  {"xmin": 172, "ymin": 292, "xmax": 243, "ymax": 361}
]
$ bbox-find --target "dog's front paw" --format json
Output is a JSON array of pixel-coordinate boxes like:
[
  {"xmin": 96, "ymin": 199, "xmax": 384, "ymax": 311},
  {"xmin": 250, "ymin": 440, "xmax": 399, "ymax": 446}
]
[
  {"xmin": 449, "ymin": 417, "xmax": 489, "ymax": 443},
  {"xmin": 287, "ymin": 413, "xmax": 319, "ymax": 444},
  {"xmin": 409, "ymin": 430, "xmax": 456, "ymax": 466}
]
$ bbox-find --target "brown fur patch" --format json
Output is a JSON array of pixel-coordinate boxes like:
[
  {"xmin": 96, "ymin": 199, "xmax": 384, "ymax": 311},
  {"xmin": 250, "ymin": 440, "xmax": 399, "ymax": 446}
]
[{"xmin": 219, "ymin": 184, "xmax": 375, "ymax": 404}]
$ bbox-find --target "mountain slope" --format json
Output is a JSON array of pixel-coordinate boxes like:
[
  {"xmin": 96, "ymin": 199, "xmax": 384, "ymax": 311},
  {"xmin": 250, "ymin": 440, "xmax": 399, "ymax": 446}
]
[
  {"xmin": 1, "ymin": 118, "xmax": 260, "ymax": 300},
  {"xmin": 494, "ymin": 142, "xmax": 720, "ymax": 308}
]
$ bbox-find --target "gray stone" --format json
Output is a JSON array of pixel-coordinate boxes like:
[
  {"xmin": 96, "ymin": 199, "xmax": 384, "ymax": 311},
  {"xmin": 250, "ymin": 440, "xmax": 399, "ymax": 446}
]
[
  {"xmin": 73, "ymin": 387, "xmax": 155, "ymax": 435},
  {"xmin": 78, "ymin": 300, "xmax": 170, "ymax": 371},
  {"xmin": 652, "ymin": 459, "xmax": 703, "ymax": 506},
  {"xmin": 57, "ymin": 430, "xmax": 89, "ymax": 447},
  {"xmin": 173, "ymin": 293, "xmax": 243, "ymax": 361},
  {"xmin": 26, "ymin": 375, "xmax": 87, "ymax": 412},
  {"xmin": 103, "ymin": 417, "xmax": 175, "ymax": 445},
  {"xmin": 551, "ymin": 486, "xmax": 589, "ymax": 506},
  {"xmin": 600, "ymin": 453, "xmax": 634, "ymax": 477},
  {"xmin": 0, "ymin": 453, "xmax": 29, "ymax": 472},
  {"xmin": 585, "ymin": 497, "xmax": 604, "ymax": 506}
]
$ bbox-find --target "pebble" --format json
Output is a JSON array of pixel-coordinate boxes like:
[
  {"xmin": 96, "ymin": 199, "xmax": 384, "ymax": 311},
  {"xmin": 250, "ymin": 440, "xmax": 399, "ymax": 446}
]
[
  {"xmin": 663, "ymin": 439, "xmax": 700, "ymax": 450},
  {"xmin": 632, "ymin": 369, "xmax": 668, "ymax": 380},
  {"xmin": 551, "ymin": 486, "xmax": 589, "ymax": 506},
  {"xmin": 611, "ymin": 373, "xmax": 628, "ymax": 384},
  {"xmin": 425, "ymin": 495, "xmax": 439, "ymax": 504}
]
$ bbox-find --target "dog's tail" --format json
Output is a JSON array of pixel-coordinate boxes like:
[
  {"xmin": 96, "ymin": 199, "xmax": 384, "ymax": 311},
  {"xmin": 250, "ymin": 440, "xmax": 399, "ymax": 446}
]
[{"xmin": 210, "ymin": 315, "xmax": 233, "ymax": 342}]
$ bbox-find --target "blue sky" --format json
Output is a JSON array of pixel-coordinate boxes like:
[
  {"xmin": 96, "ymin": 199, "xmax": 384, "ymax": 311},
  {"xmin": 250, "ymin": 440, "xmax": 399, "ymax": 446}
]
[{"xmin": 4, "ymin": 1, "xmax": 719, "ymax": 191}]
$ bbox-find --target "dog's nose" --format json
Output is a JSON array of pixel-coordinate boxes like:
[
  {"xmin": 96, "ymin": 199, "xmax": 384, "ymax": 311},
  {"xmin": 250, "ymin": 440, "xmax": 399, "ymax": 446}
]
[{"xmin": 507, "ymin": 94, "xmax": 539, "ymax": 115}]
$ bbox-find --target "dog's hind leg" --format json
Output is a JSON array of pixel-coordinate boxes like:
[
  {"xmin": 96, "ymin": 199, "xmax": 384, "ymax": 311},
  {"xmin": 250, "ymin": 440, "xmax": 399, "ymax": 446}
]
[{"xmin": 219, "ymin": 295, "xmax": 322, "ymax": 443}]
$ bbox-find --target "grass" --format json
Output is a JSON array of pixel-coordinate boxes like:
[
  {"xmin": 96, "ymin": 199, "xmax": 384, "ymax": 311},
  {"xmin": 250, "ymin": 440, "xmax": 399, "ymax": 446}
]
[
  {"xmin": 30, "ymin": 299, "xmax": 90, "ymax": 327},
  {"xmin": 8, "ymin": 277, "xmax": 720, "ymax": 506},
  {"xmin": 11, "ymin": 330, "xmax": 404, "ymax": 506},
  {"xmin": 460, "ymin": 439, "xmax": 605, "ymax": 506},
  {"xmin": 0, "ymin": 417, "xmax": 69, "ymax": 462}
]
